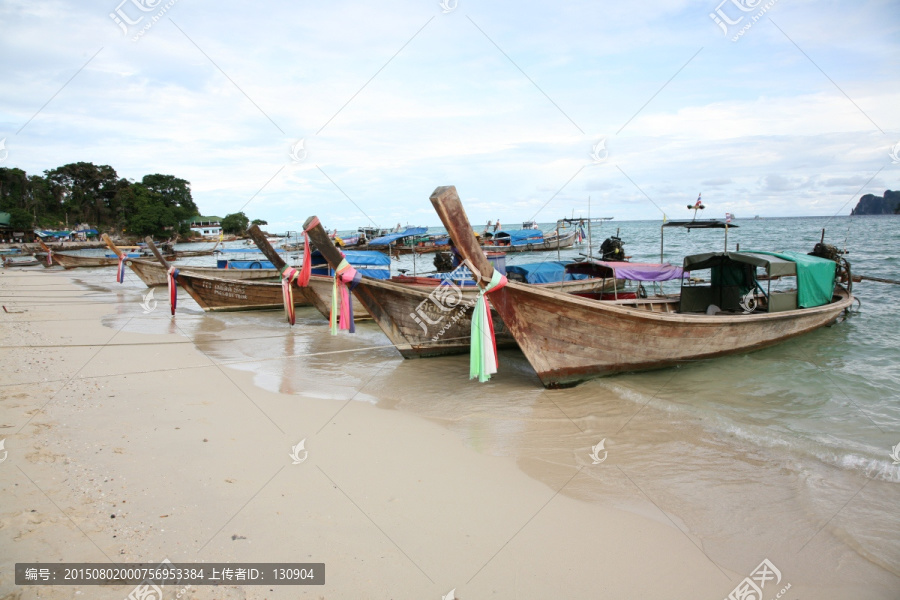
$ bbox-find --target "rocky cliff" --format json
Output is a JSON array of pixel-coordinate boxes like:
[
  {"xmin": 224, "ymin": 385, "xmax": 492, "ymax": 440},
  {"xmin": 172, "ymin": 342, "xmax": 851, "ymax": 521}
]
[{"xmin": 851, "ymin": 190, "xmax": 899, "ymax": 215}]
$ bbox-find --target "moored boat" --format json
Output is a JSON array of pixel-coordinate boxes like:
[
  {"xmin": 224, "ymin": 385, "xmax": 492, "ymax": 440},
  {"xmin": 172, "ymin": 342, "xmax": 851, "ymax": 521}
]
[
  {"xmin": 364, "ymin": 227, "xmax": 430, "ymax": 255},
  {"xmin": 302, "ymin": 218, "xmax": 622, "ymax": 359},
  {"xmin": 104, "ymin": 234, "xmax": 279, "ymax": 287},
  {"xmin": 480, "ymin": 228, "xmax": 577, "ymax": 253},
  {"xmin": 3, "ymin": 255, "xmax": 41, "ymax": 267},
  {"xmin": 430, "ymin": 185, "xmax": 855, "ymax": 387},
  {"xmin": 175, "ymin": 271, "xmax": 313, "ymax": 312},
  {"xmin": 134, "ymin": 259, "xmax": 280, "ymax": 287},
  {"xmin": 245, "ymin": 227, "xmax": 373, "ymax": 321},
  {"xmin": 51, "ymin": 252, "xmax": 137, "ymax": 269}
]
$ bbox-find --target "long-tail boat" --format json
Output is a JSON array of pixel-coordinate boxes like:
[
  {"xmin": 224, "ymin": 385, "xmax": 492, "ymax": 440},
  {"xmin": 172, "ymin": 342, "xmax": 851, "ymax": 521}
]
[
  {"xmin": 246, "ymin": 226, "xmax": 370, "ymax": 321},
  {"xmin": 302, "ymin": 218, "xmax": 513, "ymax": 357},
  {"xmin": 364, "ymin": 227, "xmax": 429, "ymax": 255},
  {"xmin": 36, "ymin": 239, "xmax": 61, "ymax": 267},
  {"xmin": 104, "ymin": 234, "xmax": 278, "ymax": 287},
  {"xmin": 480, "ymin": 228, "xmax": 577, "ymax": 253},
  {"xmin": 51, "ymin": 252, "xmax": 135, "ymax": 269},
  {"xmin": 171, "ymin": 234, "xmax": 222, "ymax": 258},
  {"xmin": 301, "ymin": 217, "xmax": 621, "ymax": 359},
  {"xmin": 139, "ymin": 235, "xmax": 311, "ymax": 313},
  {"xmin": 174, "ymin": 270, "xmax": 313, "ymax": 312},
  {"xmin": 430, "ymin": 185, "xmax": 855, "ymax": 387},
  {"xmin": 46, "ymin": 238, "xmax": 175, "ymax": 269}
]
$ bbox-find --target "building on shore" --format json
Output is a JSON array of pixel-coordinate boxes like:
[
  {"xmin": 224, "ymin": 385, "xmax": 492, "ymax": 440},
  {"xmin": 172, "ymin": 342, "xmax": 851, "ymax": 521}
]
[{"xmin": 189, "ymin": 216, "xmax": 223, "ymax": 237}]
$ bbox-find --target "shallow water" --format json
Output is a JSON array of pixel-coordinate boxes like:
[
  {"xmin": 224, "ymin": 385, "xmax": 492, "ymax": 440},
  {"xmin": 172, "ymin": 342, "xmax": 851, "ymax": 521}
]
[{"xmin": 91, "ymin": 215, "xmax": 899, "ymax": 592}]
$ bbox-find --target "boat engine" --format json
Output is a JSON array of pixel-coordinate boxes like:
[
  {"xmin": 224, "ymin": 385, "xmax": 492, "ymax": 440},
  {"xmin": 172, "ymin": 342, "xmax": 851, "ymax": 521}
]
[
  {"xmin": 808, "ymin": 242, "xmax": 843, "ymax": 262},
  {"xmin": 600, "ymin": 236, "xmax": 625, "ymax": 261},
  {"xmin": 434, "ymin": 252, "xmax": 454, "ymax": 273},
  {"xmin": 809, "ymin": 242, "xmax": 852, "ymax": 292}
]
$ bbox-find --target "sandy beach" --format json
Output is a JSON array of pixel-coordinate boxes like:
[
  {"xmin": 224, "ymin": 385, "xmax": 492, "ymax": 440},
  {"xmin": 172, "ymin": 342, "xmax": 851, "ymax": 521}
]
[{"xmin": 1, "ymin": 266, "xmax": 897, "ymax": 599}]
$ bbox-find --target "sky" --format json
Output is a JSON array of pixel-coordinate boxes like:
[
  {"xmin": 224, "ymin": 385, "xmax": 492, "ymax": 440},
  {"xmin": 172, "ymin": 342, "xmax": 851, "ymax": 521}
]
[{"xmin": 1, "ymin": 0, "xmax": 898, "ymax": 232}]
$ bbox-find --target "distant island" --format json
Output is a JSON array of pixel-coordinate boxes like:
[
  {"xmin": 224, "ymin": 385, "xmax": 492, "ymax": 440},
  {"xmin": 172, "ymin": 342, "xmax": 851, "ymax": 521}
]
[{"xmin": 850, "ymin": 190, "xmax": 899, "ymax": 215}]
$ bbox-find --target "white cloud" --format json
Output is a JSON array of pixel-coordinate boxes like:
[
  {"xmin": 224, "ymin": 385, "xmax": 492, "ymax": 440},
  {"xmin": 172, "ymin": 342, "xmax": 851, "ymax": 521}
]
[{"xmin": 0, "ymin": 0, "xmax": 897, "ymax": 228}]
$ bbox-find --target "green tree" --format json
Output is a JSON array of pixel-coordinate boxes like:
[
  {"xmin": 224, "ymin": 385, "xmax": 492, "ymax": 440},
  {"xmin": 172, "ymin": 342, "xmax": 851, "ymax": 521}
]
[
  {"xmin": 44, "ymin": 162, "xmax": 118, "ymax": 226},
  {"xmin": 141, "ymin": 174, "xmax": 198, "ymax": 221},
  {"xmin": 222, "ymin": 212, "xmax": 250, "ymax": 235},
  {"xmin": 119, "ymin": 184, "xmax": 178, "ymax": 237},
  {"xmin": 0, "ymin": 168, "xmax": 61, "ymax": 227},
  {"xmin": 0, "ymin": 168, "xmax": 29, "ymax": 210},
  {"xmin": 6, "ymin": 207, "xmax": 33, "ymax": 230},
  {"xmin": 251, "ymin": 218, "xmax": 267, "ymax": 226}
]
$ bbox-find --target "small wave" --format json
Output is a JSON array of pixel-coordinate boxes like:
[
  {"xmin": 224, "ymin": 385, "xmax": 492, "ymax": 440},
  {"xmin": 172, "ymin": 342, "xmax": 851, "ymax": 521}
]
[
  {"xmin": 607, "ymin": 381, "xmax": 900, "ymax": 482},
  {"xmin": 721, "ymin": 422, "xmax": 900, "ymax": 482}
]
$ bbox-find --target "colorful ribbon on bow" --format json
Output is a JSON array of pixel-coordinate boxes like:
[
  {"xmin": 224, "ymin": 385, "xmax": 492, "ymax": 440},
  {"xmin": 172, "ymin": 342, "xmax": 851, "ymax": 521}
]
[
  {"xmin": 46, "ymin": 249, "xmax": 53, "ymax": 266},
  {"xmin": 278, "ymin": 219, "xmax": 320, "ymax": 326},
  {"xmin": 167, "ymin": 266, "xmax": 179, "ymax": 315},
  {"xmin": 297, "ymin": 218, "xmax": 318, "ymax": 287},
  {"xmin": 330, "ymin": 257, "xmax": 362, "ymax": 334},
  {"xmin": 470, "ymin": 270, "xmax": 508, "ymax": 382},
  {"xmin": 116, "ymin": 254, "xmax": 126, "ymax": 283},
  {"xmin": 281, "ymin": 266, "xmax": 300, "ymax": 325}
]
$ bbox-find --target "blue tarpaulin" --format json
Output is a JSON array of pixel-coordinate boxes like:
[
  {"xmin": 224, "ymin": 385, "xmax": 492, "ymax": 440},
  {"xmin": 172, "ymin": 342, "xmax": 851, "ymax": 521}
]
[
  {"xmin": 311, "ymin": 250, "xmax": 391, "ymax": 279},
  {"xmin": 367, "ymin": 227, "xmax": 428, "ymax": 246},
  {"xmin": 223, "ymin": 260, "xmax": 276, "ymax": 269},
  {"xmin": 490, "ymin": 229, "xmax": 545, "ymax": 246},
  {"xmin": 38, "ymin": 230, "xmax": 71, "ymax": 238},
  {"xmin": 506, "ymin": 261, "xmax": 589, "ymax": 284}
]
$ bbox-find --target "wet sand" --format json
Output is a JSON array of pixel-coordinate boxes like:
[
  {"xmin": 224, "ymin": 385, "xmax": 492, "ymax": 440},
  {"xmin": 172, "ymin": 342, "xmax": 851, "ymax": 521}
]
[{"xmin": 1, "ymin": 267, "xmax": 897, "ymax": 599}]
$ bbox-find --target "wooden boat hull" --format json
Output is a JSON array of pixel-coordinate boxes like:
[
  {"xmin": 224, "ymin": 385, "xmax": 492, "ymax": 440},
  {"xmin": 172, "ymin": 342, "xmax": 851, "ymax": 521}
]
[
  {"xmin": 175, "ymin": 271, "xmax": 312, "ymax": 312},
  {"xmin": 338, "ymin": 277, "xmax": 517, "ymax": 358},
  {"xmin": 52, "ymin": 252, "xmax": 174, "ymax": 269},
  {"xmin": 491, "ymin": 284, "xmax": 853, "ymax": 387},
  {"xmin": 174, "ymin": 250, "xmax": 218, "ymax": 258},
  {"xmin": 383, "ymin": 245, "xmax": 444, "ymax": 255},
  {"xmin": 351, "ymin": 276, "xmax": 623, "ymax": 359},
  {"xmin": 303, "ymin": 275, "xmax": 371, "ymax": 321},
  {"xmin": 480, "ymin": 230, "xmax": 577, "ymax": 253},
  {"xmin": 126, "ymin": 258, "xmax": 279, "ymax": 287},
  {"xmin": 3, "ymin": 257, "xmax": 40, "ymax": 267}
]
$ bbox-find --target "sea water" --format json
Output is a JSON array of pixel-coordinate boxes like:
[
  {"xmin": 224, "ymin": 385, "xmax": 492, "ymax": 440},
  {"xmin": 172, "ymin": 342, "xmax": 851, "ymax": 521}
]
[{"xmin": 95, "ymin": 214, "xmax": 900, "ymax": 595}]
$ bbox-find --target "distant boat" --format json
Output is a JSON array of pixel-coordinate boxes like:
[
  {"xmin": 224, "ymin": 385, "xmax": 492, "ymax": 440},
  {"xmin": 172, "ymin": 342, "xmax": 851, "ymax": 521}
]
[
  {"xmin": 755, "ymin": 215, "xmax": 761, "ymax": 220},
  {"xmin": 480, "ymin": 229, "xmax": 578, "ymax": 253}
]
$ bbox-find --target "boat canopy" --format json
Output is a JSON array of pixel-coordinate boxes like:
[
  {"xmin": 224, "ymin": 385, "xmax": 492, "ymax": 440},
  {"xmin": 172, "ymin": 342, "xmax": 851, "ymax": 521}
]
[
  {"xmin": 566, "ymin": 260, "xmax": 684, "ymax": 282},
  {"xmin": 745, "ymin": 250, "xmax": 837, "ymax": 308},
  {"xmin": 310, "ymin": 249, "xmax": 391, "ymax": 279},
  {"xmin": 367, "ymin": 227, "xmax": 428, "ymax": 246},
  {"xmin": 682, "ymin": 251, "xmax": 836, "ymax": 308},
  {"xmin": 662, "ymin": 220, "xmax": 737, "ymax": 230},
  {"xmin": 506, "ymin": 261, "xmax": 590, "ymax": 284},
  {"xmin": 490, "ymin": 229, "xmax": 545, "ymax": 245}
]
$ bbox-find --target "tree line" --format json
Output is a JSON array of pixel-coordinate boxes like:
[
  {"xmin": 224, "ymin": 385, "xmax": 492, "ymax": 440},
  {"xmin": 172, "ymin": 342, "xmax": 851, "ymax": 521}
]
[{"xmin": 0, "ymin": 162, "xmax": 199, "ymax": 237}]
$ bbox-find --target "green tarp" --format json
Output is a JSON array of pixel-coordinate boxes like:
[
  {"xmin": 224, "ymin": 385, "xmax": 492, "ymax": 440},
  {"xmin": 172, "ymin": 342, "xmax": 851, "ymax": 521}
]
[{"xmin": 744, "ymin": 250, "xmax": 836, "ymax": 308}]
